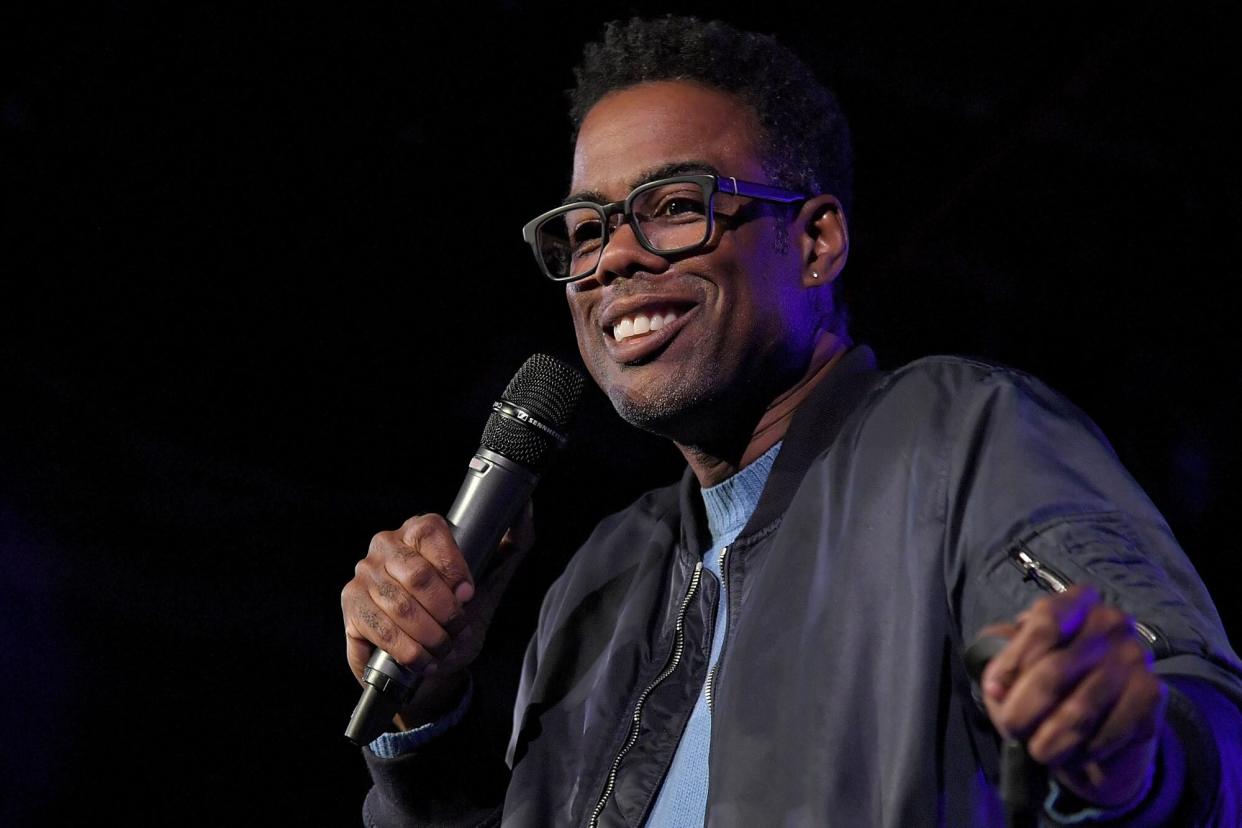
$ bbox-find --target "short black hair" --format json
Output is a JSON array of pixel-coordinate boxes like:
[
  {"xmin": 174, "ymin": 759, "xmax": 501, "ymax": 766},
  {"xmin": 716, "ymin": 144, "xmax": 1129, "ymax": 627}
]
[{"xmin": 569, "ymin": 16, "xmax": 853, "ymax": 217}]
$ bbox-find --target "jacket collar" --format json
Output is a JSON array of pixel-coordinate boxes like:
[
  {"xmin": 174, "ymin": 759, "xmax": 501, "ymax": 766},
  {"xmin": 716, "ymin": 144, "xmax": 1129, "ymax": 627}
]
[{"xmin": 677, "ymin": 345, "xmax": 884, "ymax": 557}]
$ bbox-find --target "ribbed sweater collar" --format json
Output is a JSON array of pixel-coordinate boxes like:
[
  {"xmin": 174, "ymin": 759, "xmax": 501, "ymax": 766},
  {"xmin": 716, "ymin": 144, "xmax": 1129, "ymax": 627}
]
[{"xmin": 700, "ymin": 441, "xmax": 781, "ymax": 546}]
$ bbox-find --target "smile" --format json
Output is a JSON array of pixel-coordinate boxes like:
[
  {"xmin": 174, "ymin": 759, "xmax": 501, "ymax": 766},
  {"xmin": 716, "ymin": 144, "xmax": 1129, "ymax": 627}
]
[
  {"xmin": 599, "ymin": 299, "xmax": 699, "ymax": 365},
  {"xmin": 611, "ymin": 306, "xmax": 681, "ymax": 342}
]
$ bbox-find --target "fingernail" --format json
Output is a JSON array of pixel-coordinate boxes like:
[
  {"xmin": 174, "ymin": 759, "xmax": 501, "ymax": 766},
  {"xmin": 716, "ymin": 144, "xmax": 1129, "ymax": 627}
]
[
  {"xmin": 984, "ymin": 677, "xmax": 1007, "ymax": 701},
  {"xmin": 455, "ymin": 582, "xmax": 475, "ymax": 603}
]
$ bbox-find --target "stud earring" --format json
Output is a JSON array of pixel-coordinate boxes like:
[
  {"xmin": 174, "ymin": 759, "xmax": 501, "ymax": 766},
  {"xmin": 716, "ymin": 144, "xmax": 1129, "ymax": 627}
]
[{"xmin": 811, "ymin": 271, "xmax": 820, "ymax": 280}]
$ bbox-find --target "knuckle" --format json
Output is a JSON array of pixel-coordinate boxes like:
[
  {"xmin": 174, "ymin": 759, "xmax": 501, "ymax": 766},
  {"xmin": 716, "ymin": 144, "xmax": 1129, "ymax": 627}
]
[
  {"xmin": 1024, "ymin": 613, "xmax": 1060, "ymax": 645},
  {"xmin": 378, "ymin": 582, "xmax": 416, "ymax": 620},
  {"xmin": 406, "ymin": 557, "xmax": 438, "ymax": 592},
  {"xmin": 373, "ymin": 621, "xmax": 397, "ymax": 647},
  {"xmin": 393, "ymin": 596, "xmax": 415, "ymax": 620},
  {"xmin": 1021, "ymin": 659, "xmax": 1066, "ymax": 700},
  {"xmin": 1098, "ymin": 605, "xmax": 1129, "ymax": 628},
  {"xmin": 340, "ymin": 582, "xmax": 360, "ymax": 613},
  {"xmin": 368, "ymin": 530, "xmax": 394, "ymax": 556},
  {"xmin": 407, "ymin": 513, "xmax": 449, "ymax": 545},
  {"xmin": 436, "ymin": 557, "xmax": 469, "ymax": 586},
  {"xmin": 1058, "ymin": 699, "xmax": 1094, "ymax": 733},
  {"xmin": 1038, "ymin": 648, "xmax": 1074, "ymax": 681},
  {"xmin": 353, "ymin": 601, "xmax": 394, "ymax": 644}
]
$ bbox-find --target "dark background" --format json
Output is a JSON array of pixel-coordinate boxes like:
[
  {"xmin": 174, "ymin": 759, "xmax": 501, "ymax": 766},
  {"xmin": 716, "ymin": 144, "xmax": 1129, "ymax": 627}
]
[{"xmin": 2, "ymin": 2, "xmax": 1238, "ymax": 824}]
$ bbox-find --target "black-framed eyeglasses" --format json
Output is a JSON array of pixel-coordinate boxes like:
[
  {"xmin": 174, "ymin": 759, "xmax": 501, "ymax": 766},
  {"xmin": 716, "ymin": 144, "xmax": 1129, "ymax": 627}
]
[{"xmin": 521, "ymin": 174, "xmax": 808, "ymax": 282}]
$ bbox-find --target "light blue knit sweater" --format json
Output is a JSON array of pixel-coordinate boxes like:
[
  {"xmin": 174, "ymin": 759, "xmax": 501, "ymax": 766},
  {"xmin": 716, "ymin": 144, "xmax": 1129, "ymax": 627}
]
[{"xmin": 644, "ymin": 442, "xmax": 781, "ymax": 826}]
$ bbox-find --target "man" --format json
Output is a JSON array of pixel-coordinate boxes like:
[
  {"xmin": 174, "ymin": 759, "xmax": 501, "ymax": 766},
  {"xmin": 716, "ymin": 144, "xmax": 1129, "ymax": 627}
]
[{"xmin": 342, "ymin": 17, "xmax": 1242, "ymax": 826}]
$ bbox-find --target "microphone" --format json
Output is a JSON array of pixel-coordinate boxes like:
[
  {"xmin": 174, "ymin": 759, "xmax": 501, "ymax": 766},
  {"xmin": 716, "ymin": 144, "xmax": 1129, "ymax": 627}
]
[
  {"xmin": 344, "ymin": 353, "xmax": 586, "ymax": 746},
  {"xmin": 964, "ymin": 635, "xmax": 1046, "ymax": 828}
]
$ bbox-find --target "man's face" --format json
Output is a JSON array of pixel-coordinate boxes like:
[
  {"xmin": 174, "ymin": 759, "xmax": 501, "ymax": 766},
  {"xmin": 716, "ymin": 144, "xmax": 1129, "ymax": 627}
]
[{"xmin": 565, "ymin": 80, "xmax": 821, "ymax": 444}]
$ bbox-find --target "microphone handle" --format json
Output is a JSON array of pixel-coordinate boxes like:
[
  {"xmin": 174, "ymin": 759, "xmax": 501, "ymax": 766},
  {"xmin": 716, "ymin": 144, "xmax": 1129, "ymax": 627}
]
[
  {"xmin": 445, "ymin": 447, "xmax": 539, "ymax": 575},
  {"xmin": 964, "ymin": 635, "xmax": 1046, "ymax": 828},
  {"xmin": 344, "ymin": 448, "xmax": 537, "ymax": 746}
]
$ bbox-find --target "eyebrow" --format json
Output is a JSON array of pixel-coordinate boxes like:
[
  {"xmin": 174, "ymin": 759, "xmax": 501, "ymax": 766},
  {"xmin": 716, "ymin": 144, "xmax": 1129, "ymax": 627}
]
[{"xmin": 562, "ymin": 160, "xmax": 722, "ymax": 206}]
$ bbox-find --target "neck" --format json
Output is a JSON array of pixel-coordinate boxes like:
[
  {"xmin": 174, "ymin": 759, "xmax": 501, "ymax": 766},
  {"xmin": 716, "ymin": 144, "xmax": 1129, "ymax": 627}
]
[{"xmin": 677, "ymin": 331, "xmax": 849, "ymax": 487}]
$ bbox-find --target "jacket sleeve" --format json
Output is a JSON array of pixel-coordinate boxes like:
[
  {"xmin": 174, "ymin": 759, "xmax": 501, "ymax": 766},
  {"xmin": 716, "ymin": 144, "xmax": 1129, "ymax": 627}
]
[
  {"xmin": 360, "ymin": 675, "xmax": 511, "ymax": 828},
  {"xmin": 358, "ymin": 574, "xmax": 546, "ymax": 828},
  {"xmin": 939, "ymin": 363, "xmax": 1242, "ymax": 825}
]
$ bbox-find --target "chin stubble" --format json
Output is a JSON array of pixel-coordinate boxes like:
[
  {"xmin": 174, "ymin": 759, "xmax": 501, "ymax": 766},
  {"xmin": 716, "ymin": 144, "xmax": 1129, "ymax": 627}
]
[{"xmin": 604, "ymin": 360, "xmax": 718, "ymax": 441}]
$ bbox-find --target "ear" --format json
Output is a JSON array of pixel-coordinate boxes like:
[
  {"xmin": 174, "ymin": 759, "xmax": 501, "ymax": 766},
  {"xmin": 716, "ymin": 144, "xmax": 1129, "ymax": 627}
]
[{"xmin": 795, "ymin": 194, "xmax": 849, "ymax": 289}]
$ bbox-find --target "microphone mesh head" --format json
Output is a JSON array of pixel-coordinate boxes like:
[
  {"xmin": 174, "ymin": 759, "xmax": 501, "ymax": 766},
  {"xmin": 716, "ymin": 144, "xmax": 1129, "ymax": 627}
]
[{"xmin": 481, "ymin": 354, "xmax": 586, "ymax": 469}]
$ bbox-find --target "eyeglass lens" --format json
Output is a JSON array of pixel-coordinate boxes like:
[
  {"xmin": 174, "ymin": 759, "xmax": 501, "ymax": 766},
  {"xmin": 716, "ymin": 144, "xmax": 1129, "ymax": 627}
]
[{"xmin": 536, "ymin": 180, "xmax": 714, "ymax": 280}]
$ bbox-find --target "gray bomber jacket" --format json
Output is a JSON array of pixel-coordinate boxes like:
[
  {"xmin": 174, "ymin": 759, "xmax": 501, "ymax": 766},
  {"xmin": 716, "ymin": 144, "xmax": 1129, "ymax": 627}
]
[{"xmin": 364, "ymin": 348, "xmax": 1242, "ymax": 826}]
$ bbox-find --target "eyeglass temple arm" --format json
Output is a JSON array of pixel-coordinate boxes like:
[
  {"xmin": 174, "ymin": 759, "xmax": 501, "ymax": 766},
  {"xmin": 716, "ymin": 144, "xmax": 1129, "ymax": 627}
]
[{"xmin": 719, "ymin": 176, "xmax": 807, "ymax": 204}]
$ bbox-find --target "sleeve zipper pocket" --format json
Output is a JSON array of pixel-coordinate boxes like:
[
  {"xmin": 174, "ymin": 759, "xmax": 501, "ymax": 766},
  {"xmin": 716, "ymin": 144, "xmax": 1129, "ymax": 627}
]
[{"xmin": 1008, "ymin": 543, "xmax": 1164, "ymax": 653}]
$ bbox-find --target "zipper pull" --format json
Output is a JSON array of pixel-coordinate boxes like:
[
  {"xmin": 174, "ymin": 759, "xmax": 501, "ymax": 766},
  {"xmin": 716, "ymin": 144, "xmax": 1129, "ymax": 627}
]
[
  {"xmin": 1012, "ymin": 547, "xmax": 1070, "ymax": 593},
  {"xmin": 1008, "ymin": 545, "xmax": 1161, "ymax": 649}
]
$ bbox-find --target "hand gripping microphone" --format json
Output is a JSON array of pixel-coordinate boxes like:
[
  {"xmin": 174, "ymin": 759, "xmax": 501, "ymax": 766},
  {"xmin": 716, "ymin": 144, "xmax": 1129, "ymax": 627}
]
[
  {"xmin": 964, "ymin": 635, "xmax": 1045, "ymax": 828},
  {"xmin": 344, "ymin": 353, "xmax": 586, "ymax": 746}
]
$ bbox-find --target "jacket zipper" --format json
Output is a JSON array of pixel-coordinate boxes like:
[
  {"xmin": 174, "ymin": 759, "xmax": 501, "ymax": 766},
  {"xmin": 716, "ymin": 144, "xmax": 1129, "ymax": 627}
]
[
  {"xmin": 1008, "ymin": 544, "xmax": 1162, "ymax": 649},
  {"xmin": 587, "ymin": 560, "xmax": 704, "ymax": 828},
  {"xmin": 703, "ymin": 545, "xmax": 731, "ymax": 715}
]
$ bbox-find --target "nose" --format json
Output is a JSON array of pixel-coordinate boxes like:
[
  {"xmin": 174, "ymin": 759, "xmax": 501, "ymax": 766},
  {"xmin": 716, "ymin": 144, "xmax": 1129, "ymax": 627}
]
[{"xmin": 590, "ymin": 217, "xmax": 669, "ymax": 286}]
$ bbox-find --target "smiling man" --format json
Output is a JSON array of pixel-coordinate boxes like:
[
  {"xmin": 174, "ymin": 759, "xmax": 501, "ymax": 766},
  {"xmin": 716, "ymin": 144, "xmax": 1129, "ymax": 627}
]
[
  {"xmin": 342, "ymin": 17, "xmax": 1242, "ymax": 826},
  {"xmin": 551, "ymin": 79, "xmax": 850, "ymax": 485}
]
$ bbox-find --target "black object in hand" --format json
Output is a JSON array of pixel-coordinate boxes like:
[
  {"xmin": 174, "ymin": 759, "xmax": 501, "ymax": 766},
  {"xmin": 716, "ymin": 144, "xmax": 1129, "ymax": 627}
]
[
  {"xmin": 344, "ymin": 354, "xmax": 585, "ymax": 746},
  {"xmin": 964, "ymin": 634, "xmax": 1046, "ymax": 828}
]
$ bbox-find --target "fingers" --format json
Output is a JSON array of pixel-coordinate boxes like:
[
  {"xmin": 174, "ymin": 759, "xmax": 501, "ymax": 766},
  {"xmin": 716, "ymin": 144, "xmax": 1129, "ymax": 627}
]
[
  {"xmin": 343, "ymin": 611, "xmax": 438, "ymax": 682},
  {"xmin": 977, "ymin": 622, "xmax": 1020, "ymax": 642},
  {"xmin": 982, "ymin": 585, "xmax": 1098, "ymax": 703},
  {"xmin": 1082, "ymin": 666, "xmax": 1165, "ymax": 761},
  {"xmin": 396, "ymin": 514, "xmax": 475, "ymax": 605},
  {"xmin": 1023, "ymin": 632, "xmax": 1151, "ymax": 765},
  {"xmin": 976, "ymin": 585, "xmax": 1167, "ymax": 807},
  {"xmin": 385, "ymin": 516, "xmax": 471, "ymax": 633},
  {"xmin": 1049, "ymin": 679, "xmax": 1167, "ymax": 807},
  {"xmin": 340, "ymin": 514, "xmax": 475, "ymax": 677},
  {"xmin": 987, "ymin": 596, "xmax": 1135, "ymax": 741},
  {"xmin": 342, "ymin": 584, "xmax": 442, "ymax": 678}
]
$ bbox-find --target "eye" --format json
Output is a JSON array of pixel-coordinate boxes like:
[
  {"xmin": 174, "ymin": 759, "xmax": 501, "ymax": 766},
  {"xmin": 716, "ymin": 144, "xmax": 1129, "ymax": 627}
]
[
  {"xmin": 569, "ymin": 219, "xmax": 603, "ymax": 256},
  {"xmin": 636, "ymin": 185, "xmax": 708, "ymax": 223},
  {"xmin": 657, "ymin": 196, "xmax": 707, "ymax": 218}
]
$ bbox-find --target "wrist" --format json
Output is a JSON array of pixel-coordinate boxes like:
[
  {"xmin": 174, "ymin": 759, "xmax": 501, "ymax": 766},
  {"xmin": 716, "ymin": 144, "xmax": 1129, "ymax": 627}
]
[
  {"xmin": 369, "ymin": 674, "xmax": 475, "ymax": 760},
  {"xmin": 1045, "ymin": 760, "xmax": 1155, "ymax": 824}
]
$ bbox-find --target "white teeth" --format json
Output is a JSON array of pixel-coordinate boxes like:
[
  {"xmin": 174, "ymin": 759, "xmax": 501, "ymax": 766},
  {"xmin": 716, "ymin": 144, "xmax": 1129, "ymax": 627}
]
[{"xmin": 612, "ymin": 308, "xmax": 681, "ymax": 342}]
